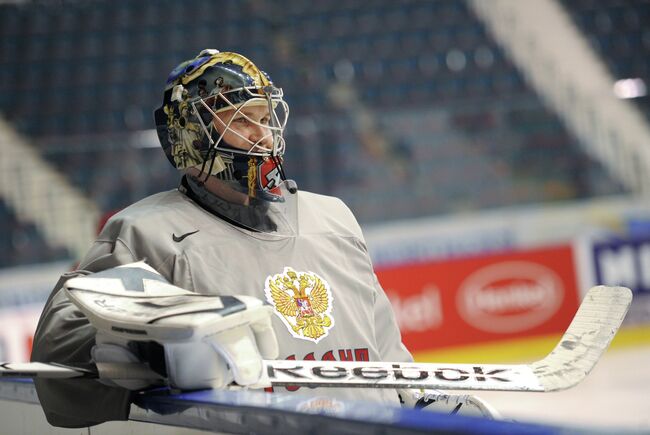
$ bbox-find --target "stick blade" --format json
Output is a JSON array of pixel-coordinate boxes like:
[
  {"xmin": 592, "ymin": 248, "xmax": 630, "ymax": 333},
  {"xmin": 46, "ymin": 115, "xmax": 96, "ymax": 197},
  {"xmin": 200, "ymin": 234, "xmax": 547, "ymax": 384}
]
[
  {"xmin": 0, "ymin": 362, "xmax": 96, "ymax": 379},
  {"xmin": 530, "ymin": 286, "xmax": 632, "ymax": 392}
]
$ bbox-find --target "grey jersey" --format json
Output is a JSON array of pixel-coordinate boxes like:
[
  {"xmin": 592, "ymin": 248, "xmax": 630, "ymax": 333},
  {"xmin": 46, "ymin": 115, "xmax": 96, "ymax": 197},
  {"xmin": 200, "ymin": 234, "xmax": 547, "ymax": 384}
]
[{"xmin": 31, "ymin": 187, "xmax": 412, "ymax": 427}]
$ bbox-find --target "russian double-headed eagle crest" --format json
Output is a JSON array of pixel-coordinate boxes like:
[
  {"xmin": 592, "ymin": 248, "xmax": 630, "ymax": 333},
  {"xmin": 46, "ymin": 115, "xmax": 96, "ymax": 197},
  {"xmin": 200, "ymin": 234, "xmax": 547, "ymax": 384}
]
[{"xmin": 264, "ymin": 267, "xmax": 335, "ymax": 343}]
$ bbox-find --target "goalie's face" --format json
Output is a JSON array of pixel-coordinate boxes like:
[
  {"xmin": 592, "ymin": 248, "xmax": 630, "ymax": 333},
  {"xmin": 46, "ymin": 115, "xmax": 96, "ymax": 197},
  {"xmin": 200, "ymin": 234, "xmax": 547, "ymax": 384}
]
[{"xmin": 212, "ymin": 104, "xmax": 273, "ymax": 154}]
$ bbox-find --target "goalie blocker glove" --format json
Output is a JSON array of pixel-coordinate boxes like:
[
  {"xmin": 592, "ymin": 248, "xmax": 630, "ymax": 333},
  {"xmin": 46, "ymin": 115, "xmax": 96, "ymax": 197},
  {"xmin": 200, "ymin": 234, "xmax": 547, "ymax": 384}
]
[
  {"xmin": 397, "ymin": 389, "xmax": 500, "ymax": 419},
  {"xmin": 63, "ymin": 261, "xmax": 279, "ymax": 390}
]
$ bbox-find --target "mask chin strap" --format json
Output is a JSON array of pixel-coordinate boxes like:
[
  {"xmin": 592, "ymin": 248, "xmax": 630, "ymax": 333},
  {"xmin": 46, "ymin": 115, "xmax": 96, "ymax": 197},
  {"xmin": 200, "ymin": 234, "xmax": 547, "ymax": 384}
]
[{"xmin": 200, "ymin": 147, "xmax": 219, "ymax": 183}]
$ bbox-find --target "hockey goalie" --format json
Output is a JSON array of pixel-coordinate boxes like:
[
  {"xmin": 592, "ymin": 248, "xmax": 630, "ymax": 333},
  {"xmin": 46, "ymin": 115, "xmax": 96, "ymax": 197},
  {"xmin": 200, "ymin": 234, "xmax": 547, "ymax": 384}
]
[{"xmin": 30, "ymin": 49, "xmax": 498, "ymax": 428}]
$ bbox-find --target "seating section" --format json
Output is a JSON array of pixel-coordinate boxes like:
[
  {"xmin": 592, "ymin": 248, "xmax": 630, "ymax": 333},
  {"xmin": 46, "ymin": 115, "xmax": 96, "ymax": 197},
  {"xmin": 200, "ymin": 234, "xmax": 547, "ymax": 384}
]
[
  {"xmin": 39, "ymin": 134, "xmax": 179, "ymax": 211},
  {"xmin": 0, "ymin": 0, "xmax": 632, "ymax": 267},
  {"xmin": 0, "ymin": 200, "xmax": 70, "ymax": 267},
  {"xmin": 560, "ymin": 0, "xmax": 650, "ymax": 122}
]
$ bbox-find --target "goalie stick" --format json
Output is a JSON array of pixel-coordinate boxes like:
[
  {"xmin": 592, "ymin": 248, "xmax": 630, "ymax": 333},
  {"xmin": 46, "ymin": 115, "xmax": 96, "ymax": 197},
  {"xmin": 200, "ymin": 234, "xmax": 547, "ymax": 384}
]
[{"xmin": 0, "ymin": 285, "xmax": 632, "ymax": 392}]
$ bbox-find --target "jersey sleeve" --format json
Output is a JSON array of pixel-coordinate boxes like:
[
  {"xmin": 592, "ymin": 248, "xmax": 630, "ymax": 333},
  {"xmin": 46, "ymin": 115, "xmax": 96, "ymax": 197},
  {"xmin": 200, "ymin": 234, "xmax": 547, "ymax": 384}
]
[
  {"xmin": 372, "ymin": 274, "xmax": 413, "ymax": 363},
  {"xmin": 30, "ymin": 236, "xmax": 138, "ymax": 428}
]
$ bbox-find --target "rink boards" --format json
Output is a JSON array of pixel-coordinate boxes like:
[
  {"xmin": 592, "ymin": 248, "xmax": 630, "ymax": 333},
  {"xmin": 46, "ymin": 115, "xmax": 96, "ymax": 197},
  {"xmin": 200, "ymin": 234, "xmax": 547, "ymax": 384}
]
[{"xmin": 0, "ymin": 378, "xmax": 631, "ymax": 435}]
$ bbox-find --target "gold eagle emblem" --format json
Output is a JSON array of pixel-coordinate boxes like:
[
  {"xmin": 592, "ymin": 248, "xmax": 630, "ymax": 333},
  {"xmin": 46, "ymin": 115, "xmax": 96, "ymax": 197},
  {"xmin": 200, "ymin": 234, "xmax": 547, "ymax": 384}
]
[{"xmin": 264, "ymin": 267, "xmax": 334, "ymax": 342}]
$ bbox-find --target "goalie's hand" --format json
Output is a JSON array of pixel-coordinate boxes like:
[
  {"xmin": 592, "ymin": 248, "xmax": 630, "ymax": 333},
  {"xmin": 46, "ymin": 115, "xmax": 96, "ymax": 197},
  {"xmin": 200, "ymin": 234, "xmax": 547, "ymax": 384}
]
[
  {"xmin": 91, "ymin": 331, "xmax": 160, "ymax": 390},
  {"xmin": 64, "ymin": 261, "xmax": 280, "ymax": 391},
  {"xmin": 397, "ymin": 388, "xmax": 500, "ymax": 419}
]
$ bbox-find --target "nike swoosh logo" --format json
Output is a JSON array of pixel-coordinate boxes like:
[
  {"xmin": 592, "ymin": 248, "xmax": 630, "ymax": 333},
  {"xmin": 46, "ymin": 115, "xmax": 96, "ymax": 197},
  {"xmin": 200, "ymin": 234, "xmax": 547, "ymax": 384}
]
[{"xmin": 172, "ymin": 230, "xmax": 199, "ymax": 242}]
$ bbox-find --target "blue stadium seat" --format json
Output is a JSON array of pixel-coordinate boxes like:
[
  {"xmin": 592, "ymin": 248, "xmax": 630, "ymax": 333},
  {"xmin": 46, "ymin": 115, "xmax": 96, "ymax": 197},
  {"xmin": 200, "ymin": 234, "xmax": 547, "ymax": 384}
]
[{"xmin": 0, "ymin": 0, "xmax": 632, "ymax": 266}]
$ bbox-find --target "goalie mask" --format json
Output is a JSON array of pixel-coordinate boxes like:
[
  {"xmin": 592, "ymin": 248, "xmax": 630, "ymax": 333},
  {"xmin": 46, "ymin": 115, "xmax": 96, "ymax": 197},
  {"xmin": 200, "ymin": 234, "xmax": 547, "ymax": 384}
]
[
  {"xmin": 154, "ymin": 49, "xmax": 291, "ymax": 203},
  {"xmin": 155, "ymin": 50, "xmax": 297, "ymax": 235}
]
